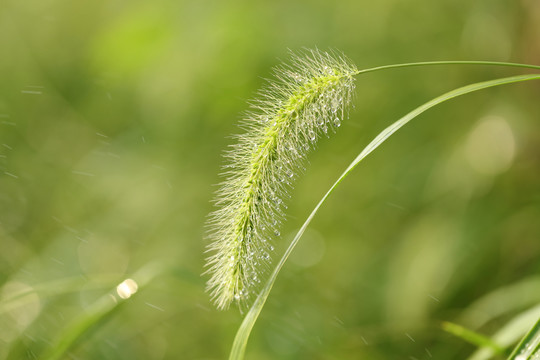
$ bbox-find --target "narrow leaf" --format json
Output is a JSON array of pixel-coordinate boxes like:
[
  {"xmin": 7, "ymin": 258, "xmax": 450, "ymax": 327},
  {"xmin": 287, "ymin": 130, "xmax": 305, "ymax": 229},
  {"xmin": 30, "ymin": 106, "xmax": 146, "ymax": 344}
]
[
  {"xmin": 467, "ymin": 304, "xmax": 540, "ymax": 360},
  {"xmin": 508, "ymin": 317, "xmax": 540, "ymax": 360},
  {"xmin": 40, "ymin": 262, "xmax": 166, "ymax": 360},
  {"xmin": 229, "ymin": 73, "xmax": 540, "ymax": 360},
  {"xmin": 442, "ymin": 321, "xmax": 504, "ymax": 354}
]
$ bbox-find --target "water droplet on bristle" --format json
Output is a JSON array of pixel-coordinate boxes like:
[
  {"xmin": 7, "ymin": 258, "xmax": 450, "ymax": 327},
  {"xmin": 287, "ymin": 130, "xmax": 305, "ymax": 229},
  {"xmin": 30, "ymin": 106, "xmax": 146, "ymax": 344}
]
[{"xmin": 334, "ymin": 117, "xmax": 341, "ymax": 127}]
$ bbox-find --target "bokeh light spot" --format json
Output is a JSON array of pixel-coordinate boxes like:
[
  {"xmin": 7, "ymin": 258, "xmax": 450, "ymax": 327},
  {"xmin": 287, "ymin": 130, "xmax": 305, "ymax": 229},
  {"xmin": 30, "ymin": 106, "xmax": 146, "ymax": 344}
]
[
  {"xmin": 464, "ymin": 116, "xmax": 516, "ymax": 176},
  {"xmin": 116, "ymin": 279, "xmax": 138, "ymax": 299}
]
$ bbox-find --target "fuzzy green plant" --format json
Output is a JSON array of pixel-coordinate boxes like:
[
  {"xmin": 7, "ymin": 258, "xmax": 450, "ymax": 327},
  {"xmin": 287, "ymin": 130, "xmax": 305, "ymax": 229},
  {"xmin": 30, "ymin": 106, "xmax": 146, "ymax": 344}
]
[
  {"xmin": 204, "ymin": 49, "xmax": 540, "ymax": 359},
  {"xmin": 205, "ymin": 50, "xmax": 357, "ymax": 310}
]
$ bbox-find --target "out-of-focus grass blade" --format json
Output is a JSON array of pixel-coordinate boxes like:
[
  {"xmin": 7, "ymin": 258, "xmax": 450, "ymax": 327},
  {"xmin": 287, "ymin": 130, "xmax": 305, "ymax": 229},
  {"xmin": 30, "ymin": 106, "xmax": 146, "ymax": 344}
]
[
  {"xmin": 507, "ymin": 317, "xmax": 540, "ymax": 360},
  {"xmin": 39, "ymin": 262, "xmax": 167, "ymax": 360},
  {"xmin": 458, "ymin": 276, "xmax": 540, "ymax": 329},
  {"xmin": 0, "ymin": 275, "xmax": 119, "ymax": 316},
  {"xmin": 468, "ymin": 305, "xmax": 540, "ymax": 360},
  {"xmin": 228, "ymin": 73, "xmax": 540, "ymax": 360},
  {"xmin": 442, "ymin": 321, "xmax": 504, "ymax": 354}
]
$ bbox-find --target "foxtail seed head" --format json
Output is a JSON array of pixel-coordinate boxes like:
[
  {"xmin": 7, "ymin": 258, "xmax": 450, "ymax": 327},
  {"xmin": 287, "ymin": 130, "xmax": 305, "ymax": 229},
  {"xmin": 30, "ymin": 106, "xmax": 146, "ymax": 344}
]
[{"xmin": 205, "ymin": 49, "xmax": 357, "ymax": 310}]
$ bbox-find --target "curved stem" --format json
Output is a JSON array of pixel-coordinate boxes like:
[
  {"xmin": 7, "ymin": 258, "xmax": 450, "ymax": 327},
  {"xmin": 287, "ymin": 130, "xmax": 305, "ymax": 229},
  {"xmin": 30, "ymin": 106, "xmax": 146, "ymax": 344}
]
[
  {"xmin": 229, "ymin": 73, "xmax": 540, "ymax": 360},
  {"xmin": 353, "ymin": 60, "xmax": 540, "ymax": 76}
]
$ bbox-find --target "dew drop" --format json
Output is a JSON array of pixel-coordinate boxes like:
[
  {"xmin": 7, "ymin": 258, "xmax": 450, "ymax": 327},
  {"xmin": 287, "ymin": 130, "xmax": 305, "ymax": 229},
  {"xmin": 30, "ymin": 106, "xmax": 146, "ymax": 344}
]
[
  {"xmin": 274, "ymin": 230, "xmax": 280, "ymax": 236},
  {"xmin": 308, "ymin": 130, "xmax": 316, "ymax": 141},
  {"xmin": 334, "ymin": 117, "xmax": 341, "ymax": 127}
]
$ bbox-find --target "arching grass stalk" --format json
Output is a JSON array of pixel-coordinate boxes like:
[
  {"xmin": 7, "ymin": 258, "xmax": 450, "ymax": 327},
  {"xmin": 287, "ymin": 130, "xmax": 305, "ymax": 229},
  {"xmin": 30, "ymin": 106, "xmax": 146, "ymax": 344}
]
[
  {"xmin": 203, "ymin": 49, "xmax": 540, "ymax": 359},
  {"xmin": 354, "ymin": 60, "xmax": 540, "ymax": 75},
  {"xmin": 228, "ymin": 72, "xmax": 540, "ymax": 360}
]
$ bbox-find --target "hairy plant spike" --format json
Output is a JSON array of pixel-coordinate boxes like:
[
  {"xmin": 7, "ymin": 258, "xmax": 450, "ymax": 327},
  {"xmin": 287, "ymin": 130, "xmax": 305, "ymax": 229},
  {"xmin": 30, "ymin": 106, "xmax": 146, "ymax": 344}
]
[{"xmin": 205, "ymin": 49, "xmax": 357, "ymax": 310}]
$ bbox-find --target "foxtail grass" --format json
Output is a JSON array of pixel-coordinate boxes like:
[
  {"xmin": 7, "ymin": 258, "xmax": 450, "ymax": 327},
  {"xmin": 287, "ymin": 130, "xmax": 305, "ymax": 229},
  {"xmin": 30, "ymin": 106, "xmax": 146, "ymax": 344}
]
[{"xmin": 205, "ymin": 50, "xmax": 357, "ymax": 310}]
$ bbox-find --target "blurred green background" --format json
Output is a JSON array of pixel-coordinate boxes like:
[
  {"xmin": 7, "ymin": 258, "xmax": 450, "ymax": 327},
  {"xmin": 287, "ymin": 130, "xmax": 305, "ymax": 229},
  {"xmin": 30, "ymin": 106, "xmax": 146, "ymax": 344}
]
[{"xmin": 1, "ymin": 0, "xmax": 540, "ymax": 359}]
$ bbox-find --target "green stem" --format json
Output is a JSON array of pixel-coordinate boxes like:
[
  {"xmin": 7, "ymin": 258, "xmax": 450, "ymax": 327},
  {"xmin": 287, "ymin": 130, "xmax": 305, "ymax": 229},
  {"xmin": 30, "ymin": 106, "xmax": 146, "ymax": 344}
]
[
  {"xmin": 229, "ymin": 72, "xmax": 540, "ymax": 360},
  {"xmin": 354, "ymin": 60, "xmax": 540, "ymax": 76}
]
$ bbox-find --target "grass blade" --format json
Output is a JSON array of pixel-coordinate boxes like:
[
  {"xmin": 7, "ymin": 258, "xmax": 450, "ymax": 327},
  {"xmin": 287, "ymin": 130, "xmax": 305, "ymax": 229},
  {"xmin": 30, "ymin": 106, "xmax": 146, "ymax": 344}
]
[
  {"xmin": 467, "ymin": 304, "xmax": 540, "ymax": 360},
  {"xmin": 0, "ymin": 275, "xmax": 120, "ymax": 316},
  {"xmin": 442, "ymin": 321, "xmax": 505, "ymax": 354},
  {"xmin": 508, "ymin": 317, "xmax": 540, "ymax": 360},
  {"xmin": 39, "ymin": 262, "xmax": 167, "ymax": 360},
  {"xmin": 458, "ymin": 276, "xmax": 540, "ymax": 329},
  {"xmin": 229, "ymin": 73, "xmax": 540, "ymax": 360}
]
